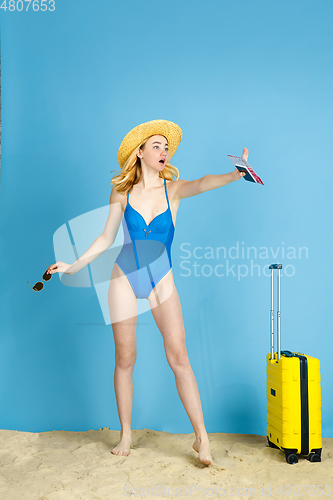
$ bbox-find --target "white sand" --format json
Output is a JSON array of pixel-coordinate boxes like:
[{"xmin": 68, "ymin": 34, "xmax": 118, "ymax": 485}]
[{"xmin": 0, "ymin": 428, "xmax": 332, "ymax": 499}]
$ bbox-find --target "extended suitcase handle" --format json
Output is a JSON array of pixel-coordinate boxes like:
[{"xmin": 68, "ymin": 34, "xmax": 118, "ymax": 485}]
[{"xmin": 269, "ymin": 263, "xmax": 282, "ymax": 361}]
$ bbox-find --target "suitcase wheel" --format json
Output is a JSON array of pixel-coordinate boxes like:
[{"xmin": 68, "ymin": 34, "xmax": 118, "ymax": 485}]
[
  {"xmin": 307, "ymin": 452, "xmax": 321, "ymax": 463},
  {"xmin": 285, "ymin": 453, "xmax": 298, "ymax": 465}
]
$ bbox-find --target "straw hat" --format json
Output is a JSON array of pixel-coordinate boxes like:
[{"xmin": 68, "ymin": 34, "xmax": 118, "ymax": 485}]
[{"xmin": 118, "ymin": 119, "xmax": 182, "ymax": 169}]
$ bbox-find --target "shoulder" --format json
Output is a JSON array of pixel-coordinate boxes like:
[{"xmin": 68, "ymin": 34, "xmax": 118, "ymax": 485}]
[
  {"xmin": 109, "ymin": 185, "xmax": 128, "ymax": 211},
  {"xmin": 166, "ymin": 179, "xmax": 191, "ymax": 201},
  {"xmin": 166, "ymin": 179, "xmax": 188, "ymax": 187},
  {"xmin": 165, "ymin": 179, "xmax": 187, "ymax": 189}
]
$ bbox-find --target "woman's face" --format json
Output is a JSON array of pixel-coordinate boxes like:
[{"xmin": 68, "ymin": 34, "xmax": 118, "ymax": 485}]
[{"xmin": 137, "ymin": 135, "xmax": 169, "ymax": 171}]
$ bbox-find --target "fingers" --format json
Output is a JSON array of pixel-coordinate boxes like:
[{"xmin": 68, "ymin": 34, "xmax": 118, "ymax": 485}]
[
  {"xmin": 236, "ymin": 168, "xmax": 246, "ymax": 177},
  {"xmin": 242, "ymin": 147, "xmax": 249, "ymax": 160},
  {"xmin": 47, "ymin": 263, "xmax": 59, "ymax": 274}
]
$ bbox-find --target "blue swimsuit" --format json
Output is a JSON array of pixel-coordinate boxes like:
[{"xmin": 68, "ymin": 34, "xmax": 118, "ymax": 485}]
[{"xmin": 115, "ymin": 178, "xmax": 174, "ymax": 299}]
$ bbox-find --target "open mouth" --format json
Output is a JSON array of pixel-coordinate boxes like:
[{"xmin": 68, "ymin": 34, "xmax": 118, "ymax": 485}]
[{"xmin": 159, "ymin": 159, "xmax": 165, "ymax": 164}]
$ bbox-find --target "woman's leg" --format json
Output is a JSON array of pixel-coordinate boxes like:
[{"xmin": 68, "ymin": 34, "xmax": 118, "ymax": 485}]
[
  {"xmin": 108, "ymin": 263, "xmax": 138, "ymax": 456},
  {"xmin": 148, "ymin": 274, "xmax": 212, "ymax": 465}
]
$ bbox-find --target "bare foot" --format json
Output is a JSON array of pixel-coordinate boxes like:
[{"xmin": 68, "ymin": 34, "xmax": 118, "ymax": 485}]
[
  {"xmin": 111, "ymin": 431, "xmax": 132, "ymax": 456},
  {"xmin": 193, "ymin": 434, "xmax": 213, "ymax": 466}
]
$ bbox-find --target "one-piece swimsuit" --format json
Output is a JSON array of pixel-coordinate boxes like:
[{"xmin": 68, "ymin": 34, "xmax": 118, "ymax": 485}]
[{"xmin": 115, "ymin": 178, "xmax": 174, "ymax": 299}]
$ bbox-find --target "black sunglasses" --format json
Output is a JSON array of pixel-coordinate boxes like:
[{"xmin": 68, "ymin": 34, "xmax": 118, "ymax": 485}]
[{"xmin": 26, "ymin": 263, "xmax": 52, "ymax": 292}]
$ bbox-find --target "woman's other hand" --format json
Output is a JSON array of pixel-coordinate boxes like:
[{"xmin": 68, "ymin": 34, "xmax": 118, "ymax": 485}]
[
  {"xmin": 231, "ymin": 147, "xmax": 249, "ymax": 181},
  {"xmin": 46, "ymin": 262, "xmax": 74, "ymax": 275},
  {"xmin": 232, "ymin": 168, "xmax": 246, "ymax": 181}
]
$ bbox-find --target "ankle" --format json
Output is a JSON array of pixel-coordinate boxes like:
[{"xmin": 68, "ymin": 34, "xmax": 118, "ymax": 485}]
[
  {"xmin": 120, "ymin": 428, "xmax": 132, "ymax": 437},
  {"xmin": 195, "ymin": 430, "xmax": 209, "ymax": 441}
]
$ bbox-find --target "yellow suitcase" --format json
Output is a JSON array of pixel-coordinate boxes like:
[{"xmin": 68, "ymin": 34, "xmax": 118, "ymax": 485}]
[{"xmin": 266, "ymin": 264, "xmax": 322, "ymax": 464}]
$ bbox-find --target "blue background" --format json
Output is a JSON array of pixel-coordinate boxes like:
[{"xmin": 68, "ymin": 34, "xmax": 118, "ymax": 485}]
[{"xmin": 0, "ymin": 0, "xmax": 332, "ymax": 437}]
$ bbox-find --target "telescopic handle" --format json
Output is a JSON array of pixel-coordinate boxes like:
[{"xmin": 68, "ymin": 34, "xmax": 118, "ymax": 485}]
[{"xmin": 269, "ymin": 263, "xmax": 282, "ymax": 361}]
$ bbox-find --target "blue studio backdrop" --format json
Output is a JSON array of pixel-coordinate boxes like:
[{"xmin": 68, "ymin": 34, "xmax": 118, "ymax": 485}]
[{"xmin": 0, "ymin": 0, "xmax": 332, "ymax": 437}]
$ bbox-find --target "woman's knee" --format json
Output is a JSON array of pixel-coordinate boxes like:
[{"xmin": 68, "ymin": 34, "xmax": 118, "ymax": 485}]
[
  {"xmin": 166, "ymin": 349, "xmax": 190, "ymax": 372},
  {"xmin": 115, "ymin": 350, "xmax": 136, "ymax": 370}
]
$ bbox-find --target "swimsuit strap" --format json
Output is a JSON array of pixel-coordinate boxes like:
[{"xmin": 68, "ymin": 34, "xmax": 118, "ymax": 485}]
[{"xmin": 164, "ymin": 178, "xmax": 170, "ymax": 210}]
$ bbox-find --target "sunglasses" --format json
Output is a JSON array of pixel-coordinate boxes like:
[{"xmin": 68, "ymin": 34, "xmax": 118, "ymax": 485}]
[{"xmin": 26, "ymin": 263, "xmax": 52, "ymax": 292}]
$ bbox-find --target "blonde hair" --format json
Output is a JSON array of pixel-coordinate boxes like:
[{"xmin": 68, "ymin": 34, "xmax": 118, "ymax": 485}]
[{"xmin": 110, "ymin": 135, "xmax": 180, "ymax": 195}]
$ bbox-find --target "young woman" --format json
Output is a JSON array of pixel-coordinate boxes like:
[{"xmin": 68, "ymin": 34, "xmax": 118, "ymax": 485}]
[{"xmin": 47, "ymin": 119, "xmax": 248, "ymax": 466}]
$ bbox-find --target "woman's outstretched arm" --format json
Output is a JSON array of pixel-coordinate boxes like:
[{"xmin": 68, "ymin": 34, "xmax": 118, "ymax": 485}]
[
  {"xmin": 47, "ymin": 187, "xmax": 123, "ymax": 275},
  {"xmin": 175, "ymin": 147, "xmax": 249, "ymax": 200}
]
